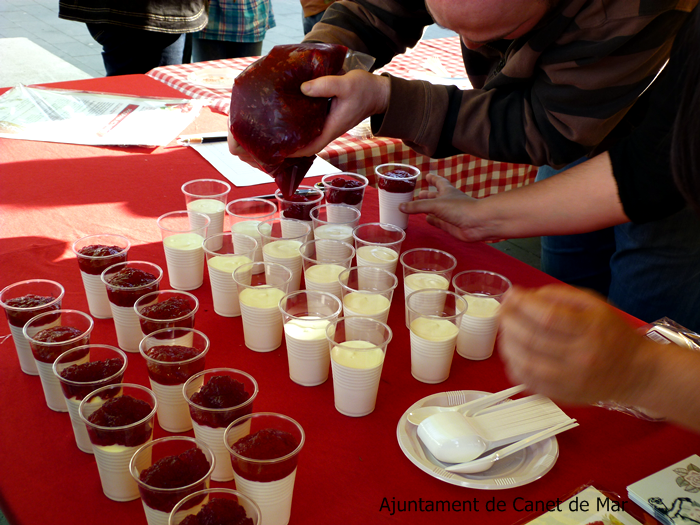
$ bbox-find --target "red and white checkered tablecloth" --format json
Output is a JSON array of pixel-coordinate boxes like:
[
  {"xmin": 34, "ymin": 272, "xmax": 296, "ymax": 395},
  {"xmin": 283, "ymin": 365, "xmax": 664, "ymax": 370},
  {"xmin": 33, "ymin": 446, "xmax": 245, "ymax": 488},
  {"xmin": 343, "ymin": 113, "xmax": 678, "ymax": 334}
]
[{"xmin": 146, "ymin": 37, "xmax": 537, "ymax": 196}]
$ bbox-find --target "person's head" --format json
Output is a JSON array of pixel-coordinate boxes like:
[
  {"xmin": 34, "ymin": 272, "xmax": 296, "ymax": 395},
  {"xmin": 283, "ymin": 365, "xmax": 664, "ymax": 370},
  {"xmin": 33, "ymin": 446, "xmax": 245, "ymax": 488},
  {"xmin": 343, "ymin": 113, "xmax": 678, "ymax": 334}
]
[{"xmin": 426, "ymin": 0, "xmax": 556, "ymax": 49}]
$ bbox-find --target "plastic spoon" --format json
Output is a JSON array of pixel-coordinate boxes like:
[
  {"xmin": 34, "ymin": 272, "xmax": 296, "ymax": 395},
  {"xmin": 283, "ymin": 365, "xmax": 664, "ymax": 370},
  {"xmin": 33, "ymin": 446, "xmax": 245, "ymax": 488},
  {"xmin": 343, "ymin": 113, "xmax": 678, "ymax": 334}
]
[
  {"xmin": 444, "ymin": 420, "xmax": 579, "ymax": 474},
  {"xmin": 407, "ymin": 384, "xmax": 526, "ymax": 425}
]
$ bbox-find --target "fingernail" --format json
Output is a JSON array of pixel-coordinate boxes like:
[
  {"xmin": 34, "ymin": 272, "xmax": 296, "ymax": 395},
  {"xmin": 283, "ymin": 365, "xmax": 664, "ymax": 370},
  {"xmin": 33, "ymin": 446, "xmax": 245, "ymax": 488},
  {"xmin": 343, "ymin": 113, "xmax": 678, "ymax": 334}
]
[
  {"xmin": 398, "ymin": 203, "xmax": 406, "ymax": 212},
  {"xmin": 300, "ymin": 82, "xmax": 311, "ymax": 95}
]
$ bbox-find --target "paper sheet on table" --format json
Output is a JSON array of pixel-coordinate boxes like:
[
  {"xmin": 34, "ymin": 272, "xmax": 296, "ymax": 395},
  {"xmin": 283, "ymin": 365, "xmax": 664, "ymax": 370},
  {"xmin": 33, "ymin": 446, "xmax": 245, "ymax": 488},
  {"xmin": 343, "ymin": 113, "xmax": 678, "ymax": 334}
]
[{"xmin": 190, "ymin": 140, "xmax": 341, "ymax": 187}]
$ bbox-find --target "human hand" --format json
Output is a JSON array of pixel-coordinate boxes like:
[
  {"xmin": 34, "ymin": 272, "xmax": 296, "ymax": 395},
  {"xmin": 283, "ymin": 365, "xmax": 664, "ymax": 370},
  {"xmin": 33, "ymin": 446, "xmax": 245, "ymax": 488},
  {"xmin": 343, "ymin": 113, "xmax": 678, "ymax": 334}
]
[
  {"xmin": 227, "ymin": 128, "xmax": 260, "ymax": 169},
  {"xmin": 398, "ymin": 173, "xmax": 491, "ymax": 242},
  {"xmin": 291, "ymin": 69, "xmax": 391, "ymax": 157},
  {"xmin": 498, "ymin": 285, "xmax": 650, "ymax": 406}
]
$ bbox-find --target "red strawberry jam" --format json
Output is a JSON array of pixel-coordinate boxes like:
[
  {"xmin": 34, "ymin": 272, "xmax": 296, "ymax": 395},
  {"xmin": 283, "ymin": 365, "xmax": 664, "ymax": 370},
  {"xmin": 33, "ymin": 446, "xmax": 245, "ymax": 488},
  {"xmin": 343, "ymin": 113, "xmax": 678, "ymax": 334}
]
[
  {"xmin": 139, "ymin": 297, "xmax": 195, "ymax": 335},
  {"xmin": 280, "ymin": 192, "xmax": 319, "ymax": 221},
  {"xmin": 30, "ymin": 326, "xmax": 88, "ymax": 363},
  {"xmin": 326, "ymin": 177, "xmax": 365, "ymax": 206},
  {"xmin": 139, "ymin": 447, "xmax": 210, "ymax": 512},
  {"xmin": 86, "ymin": 395, "xmax": 153, "ymax": 447},
  {"xmin": 105, "ymin": 267, "xmax": 159, "ymax": 307},
  {"xmin": 231, "ymin": 429, "xmax": 299, "ymax": 482},
  {"xmin": 378, "ymin": 169, "xmax": 418, "ymax": 193},
  {"xmin": 59, "ymin": 358, "xmax": 124, "ymax": 400},
  {"xmin": 144, "ymin": 345, "xmax": 205, "ymax": 385},
  {"xmin": 189, "ymin": 376, "xmax": 252, "ymax": 428},
  {"xmin": 3, "ymin": 294, "xmax": 60, "ymax": 327},
  {"xmin": 77, "ymin": 244, "xmax": 127, "ymax": 275},
  {"xmin": 180, "ymin": 498, "xmax": 254, "ymax": 525}
]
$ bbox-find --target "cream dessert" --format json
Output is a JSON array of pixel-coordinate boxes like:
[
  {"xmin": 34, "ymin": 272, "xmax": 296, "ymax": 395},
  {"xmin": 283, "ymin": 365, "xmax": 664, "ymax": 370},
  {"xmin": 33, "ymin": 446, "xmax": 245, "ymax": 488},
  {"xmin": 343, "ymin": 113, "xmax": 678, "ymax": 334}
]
[
  {"xmin": 207, "ymin": 254, "xmax": 252, "ymax": 317},
  {"xmin": 163, "ymin": 233, "xmax": 205, "ymax": 291},
  {"xmin": 188, "ymin": 198, "xmax": 226, "ymax": 247},
  {"xmin": 410, "ymin": 317, "xmax": 460, "ymax": 384},
  {"xmin": 238, "ymin": 287, "xmax": 286, "ymax": 352},
  {"xmin": 356, "ymin": 245, "xmax": 399, "ymax": 273},
  {"xmin": 456, "ymin": 294, "xmax": 502, "ymax": 360},
  {"xmin": 233, "ymin": 220, "xmax": 270, "ymax": 262},
  {"xmin": 331, "ymin": 340, "xmax": 384, "ymax": 369},
  {"xmin": 284, "ymin": 317, "xmax": 332, "ymax": 386},
  {"xmin": 304, "ymin": 263, "xmax": 345, "ymax": 297},
  {"xmin": 343, "ymin": 292, "xmax": 390, "ymax": 323},
  {"xmin": 262, "ymin": 240, "xmax": 303, "ymax": 292},
  {"xmin": 331, "ymin": 340, "xmax": 385, "ymax": 417}
]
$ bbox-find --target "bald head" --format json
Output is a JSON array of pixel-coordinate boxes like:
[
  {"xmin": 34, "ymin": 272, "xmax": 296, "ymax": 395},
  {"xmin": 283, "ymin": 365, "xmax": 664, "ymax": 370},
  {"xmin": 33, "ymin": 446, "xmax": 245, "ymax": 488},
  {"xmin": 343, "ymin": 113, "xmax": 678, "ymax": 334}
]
[{"xmin": 427, "ymin": 0, "xmax": 554, "ymax": 49}]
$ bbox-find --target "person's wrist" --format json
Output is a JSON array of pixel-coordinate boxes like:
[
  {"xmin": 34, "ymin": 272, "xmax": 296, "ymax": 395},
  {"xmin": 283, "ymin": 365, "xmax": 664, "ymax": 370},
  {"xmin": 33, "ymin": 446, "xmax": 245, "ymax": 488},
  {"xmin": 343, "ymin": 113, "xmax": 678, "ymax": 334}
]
[
  {"xmin": 469, "ymin": 195, "xmax": 502, "ymax": 242},
  {"xmin": 615, "ymin": 335, "xmax": 661, "ymax": 407}
]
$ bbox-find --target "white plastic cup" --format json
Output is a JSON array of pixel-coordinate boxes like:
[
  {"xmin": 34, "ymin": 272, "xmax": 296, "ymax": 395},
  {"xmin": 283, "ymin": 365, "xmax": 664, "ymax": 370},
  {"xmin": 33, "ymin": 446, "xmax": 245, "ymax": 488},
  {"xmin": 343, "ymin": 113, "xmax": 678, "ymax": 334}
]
[
  {"xmin": 400, "ymin": 248, "xmax": 457, "ymax": 327},
  {"xmin": 300, "ymin": 239, "xmax": 355, "ymax": 299},
  {"xmin": 234, "ymin": 262, "xmax": 292, "ymax": 352},
  {"xmin": 134, "ymin": 290, "xmax": 199, "ymax": 339},
  {"xmin": 452, "ymin": 270, "xmax": 512, "ymax": 360},
  {"xmin": 184, "ymin": 368, "xmax": 258, "ymax": 482},
  {"xmin": 80, "ymin": 383, "xmax": 158, "ymax": 502},
  {"xmin": 53, "ymin": 344, "xmax": 128, "ymax": 453},
  {"xmin": 275, "ymin": 185, "xmax": 324, "ymax": 239},
  {"xmin": 224, "ymin": 413, "xmax": 305, "ymax": 525},
  {"xmin": 310, "ymin": 203, "xmax": 361, "ymax": 243},
  {"xmin": 258, "ymin": 218, "xmax": 310, "ymax": 293},
  {"xmin": 157, "ymin": 210, "xmax": 209, "ymax": 291},
  {"xmin": 279, "ymin": 291, "xmax": 342, "ymax": 386},
  {"xmin": 24, "ymin": 309, "xmax": 94, "ymax": 412},
  {"xmin": 338, "ymin": 266, "xmax": 398, "ymax": 325},
  {"xmin": 182, "ymin": 179, "xmax": 231, "ymax": 251},
  {"xmin": 139, "ymin": 327, "xmax": 209, "ymax": 433},
  {"xmin": 130, "ymin": 436, "xmax": 216, "ymax": 525},
  {"xmin": 406, "ymin": 290, "xmax": 467, "ymax": 384},
  {"xmin": 326, "ymin": 317, "xmax": 392, "ymax": 417},
  {"xmin": 375, "ymin": 163, "xmax": 420, "ymax": 229},
  {"xmin": 101, "ymin": 261, "xmax": 163, "ymax": 352},
  {"xmin": 0, "ymin": 279, "xmax": 65, "ymax": 375},
  {"xmin": 72, "ymin": 234, "xmax": 130, "ymax": 319},
  {"xmin": 227, "ymin": 198, "xmax": 278, "ymax": 264},
  {"xmin": 321, "ymin": 172, "xmax": 369, "ymax": 213},
  {"xmin": 352, "ymin": 222, "xmax": 405, "ymax": 275},
  {"xmin": 168, "ymin": 488, "xmax": 261, "ymax": 525}
]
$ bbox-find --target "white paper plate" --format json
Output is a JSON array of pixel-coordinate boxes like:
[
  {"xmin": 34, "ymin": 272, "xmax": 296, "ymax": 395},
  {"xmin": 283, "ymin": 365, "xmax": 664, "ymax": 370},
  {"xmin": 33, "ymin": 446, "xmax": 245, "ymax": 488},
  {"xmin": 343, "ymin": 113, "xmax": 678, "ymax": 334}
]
[
  {"xmin": 187, "ymin": 67, "xmax": 241, "ymax": 89},
  {"xmin": 397, "ymin": 390, "xmax": 559, "ymax": 489}
]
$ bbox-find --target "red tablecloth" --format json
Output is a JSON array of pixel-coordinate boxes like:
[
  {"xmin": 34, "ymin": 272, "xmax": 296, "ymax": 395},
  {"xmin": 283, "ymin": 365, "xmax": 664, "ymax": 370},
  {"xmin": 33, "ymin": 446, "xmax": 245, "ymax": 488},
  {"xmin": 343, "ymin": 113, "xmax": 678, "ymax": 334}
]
[
  {"xmin": 145, "ymin": 37, "xmax": 538, "ymax": 198},
  {"xmin": 1, "ymin": 75, "xmax": 697, "ymax": 525}
]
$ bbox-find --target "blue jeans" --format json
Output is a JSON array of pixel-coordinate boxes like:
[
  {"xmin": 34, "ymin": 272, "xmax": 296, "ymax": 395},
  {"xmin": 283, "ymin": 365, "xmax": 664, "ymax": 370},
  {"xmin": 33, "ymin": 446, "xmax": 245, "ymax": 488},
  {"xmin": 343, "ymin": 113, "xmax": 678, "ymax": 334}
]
[
  {"xmin": 192, "ymin": 37, "xmax": 263, "ymax": 61},
  {"xmin": 87, "ymin": 24, "xmax": 186, "ymax": 76},
  {"xmin": 537, "ymin": 159, "xmax": 700, "ymax": 332},
  {"xmin": 303, "ymin": 11, "xmax": 325, "ymax": 35}
]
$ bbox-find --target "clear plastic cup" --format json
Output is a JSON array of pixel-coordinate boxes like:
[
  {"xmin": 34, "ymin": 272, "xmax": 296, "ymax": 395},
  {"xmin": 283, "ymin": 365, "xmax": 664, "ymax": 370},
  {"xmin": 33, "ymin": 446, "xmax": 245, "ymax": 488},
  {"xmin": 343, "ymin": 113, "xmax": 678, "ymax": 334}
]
[
  {"xmin": 233, "ymin": 261, "xmax": 292, "ymax": 352},
  {"xmin": 224, "ymin": 413, "xmax": 305, "ymax": 525},
  {"xmin": 300, "ymin": 239, "xmax": 355, "ymax": 299},
  {"xmin": 0, "ymin": 279, "xmax": 65, "ymax": 375},
  {"xmin": 53, "ymin": 344, "xmax": 128, "ymax": 453},
  {"xmin": 79, "ymin": 383, "xmax": 158, "ymax": 502},
  {"xmin": 157, "ymin": 211, "xmax": 209, "ymax": 291},
  {"xmin": 101, "ymin": 261, "xmax": 163, "ymax": 352},
  {"xmin": 310, "ymin": 203, "xmax": 361, "ymax": 242},
  {"xmin": 134, "ymin": 290, "xmax": 199, "ymax": 339},
  {"xmin": 321, "ymin": 172, "xmax": 369, "ymax": 213},
  {"xmin": 406, "ymin": 290, "xmax": 467, "ymax": 384},
  {"xmin": 279, "ymin": 290, "xmax": 342, "ymax": 386},
  {"xmin": 226, "ymin": 198, "xmax": 278, "ymax": 265},
  {"xmin": 352, "ymin": 222, "xmax": 406, "ymax": 275},
  {"xmin": 400, "ymin": 248, "xmax": 457, "ymax": 327},
  {"xmin": 452, "ymin": 270, "xmax": 512, "ymax": 360},
  {"xmin": 375, "ymin": 163, "xmax": 420, "ymax": 229},
  {"xmin": 203, "ymin": 232, "xmax": 257, "ymax": 317},
  {"xmin": 181, "ymin": 179, "xmax": 231, "ymax": 251},
  {"xmin": 184, "ymin": 368, "xmax": 258, "ymax": 482},
  {"xmin": 139, "ymin": 327, "xmax": 209, "ymax": 433},
  {"xmin": 338, "ymin": 266, "xmax": 398, "ymax": 325},
  {"xmin": 72, "ymin": 234, "xmax": 130, "ymax": 319},
  {"xmin": 168, "ymin": 488, "xmax": 261, "ymax": 525},
  {"xmin": 130, "ymin": 436, "xmax": 216, "ymax": 525},
  {"xmin": 258, "ymin": 218, "xmax": 310, "ymax": 293},
  {"xmin": 326, "ymin": 317, "xmax": 392, "ymax": 417},
  {"xmin": 24, "ymin": 309, "xmax": 94, "ymax": 412},
  {"xmin": 275, "ymin": 185, "xmax": 324, "ymax": 237}
]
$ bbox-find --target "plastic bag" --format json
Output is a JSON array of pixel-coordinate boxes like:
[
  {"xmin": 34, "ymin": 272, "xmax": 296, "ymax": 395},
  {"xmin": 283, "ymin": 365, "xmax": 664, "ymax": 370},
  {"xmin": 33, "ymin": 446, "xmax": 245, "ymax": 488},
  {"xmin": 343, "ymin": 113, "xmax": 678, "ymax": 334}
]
[{"xmin": 229, "ymin": 43, "xmax": 373, "ymax": 198}]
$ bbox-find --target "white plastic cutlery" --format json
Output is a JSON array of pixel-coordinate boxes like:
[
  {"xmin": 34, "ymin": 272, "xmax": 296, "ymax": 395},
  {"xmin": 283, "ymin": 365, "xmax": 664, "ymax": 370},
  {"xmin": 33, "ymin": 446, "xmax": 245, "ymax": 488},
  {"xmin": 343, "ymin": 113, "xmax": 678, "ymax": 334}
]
[
  {"xmin": 406, "ymin": 384, "xmax": 527, "ymax": 425},
  {"xmin": 444, "ymin": 420, "xmax": 579, "ymax": 474}
]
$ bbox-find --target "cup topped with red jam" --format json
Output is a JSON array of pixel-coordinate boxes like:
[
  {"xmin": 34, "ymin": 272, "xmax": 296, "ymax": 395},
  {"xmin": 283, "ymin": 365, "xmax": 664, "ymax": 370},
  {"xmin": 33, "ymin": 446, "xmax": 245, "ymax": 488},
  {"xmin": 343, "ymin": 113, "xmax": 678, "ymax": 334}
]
[
  {"xmin": 275, "ymin": 185, "xmax": 323, "ymax": 224},
  {"xmin": 375, "ymin": 163, "xmax": 421, "ymax": 229},
  {"xmin": 168, "ymin": 488, "xmax": 261, "ymax": 525},
  {"xmin": 134, "ymin": 290, "xmax": 199, "ymax": 337},
  {"xmin": 322, "ymin": 172, "xmax": 369, "ymax": 211},
  {"xmin": 0, "ymin": 279, "xmax": 65, "ymax": 375}
]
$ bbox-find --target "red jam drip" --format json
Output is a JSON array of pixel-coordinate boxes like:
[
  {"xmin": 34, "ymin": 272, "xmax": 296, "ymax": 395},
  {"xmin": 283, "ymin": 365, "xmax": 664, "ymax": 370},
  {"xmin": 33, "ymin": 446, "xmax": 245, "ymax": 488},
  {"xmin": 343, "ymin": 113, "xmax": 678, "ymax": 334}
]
[
  {"xmin": 325, "ymin": 177, "xmax": 364, "ymax": 205},
  {"xmin": 189, "ymin": 376, "xmax": 252, "ymax": 428},
  {"xmin": 231, "ymin": 429, "xmax": 299, "ymax": 482},
  {"xmin": 281, "ymin": 192, "xmax": 318, "ymax": 221},
  {"xmin": 77, "ymin": 244, "xmax": 127, "ymax": 275},
  {"xmin": 179, "ymin": 498, "xmax": 254, "ymax": 525},
  {"xmin": 144, "ymin": 345, "xmax": 205, "ymax": 386},
  {"xmin": 3, "ymin": 294, "xmax": 60, "ymax": 327},
  {"xmin": 86, "ymin": 395, "xmax": 153, "ymax": 447},
  {"xmin": 105, "ymin": 268, "xmax": 158, "ymax": 307},
  {"xmin": 59, "ymin": 358, "xmax": 124, "ymax": 400},
  {"xmin": 139, "ymin": 297, "xmax": 194, "ymax": 335},
  {"xmin": 378, "ymin": 169, "xmax": 418, "ymax": 193},
  {"xmin": 139, "ymin": 448, "xmax": 210, "ymax": 512},
  {"xmin": 31, "ymin": 326, "xmax": 88, "ymax": 363},
  {"xmin": 229, "ymin": 43, "xmax": 347, "ymax": 198}
]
